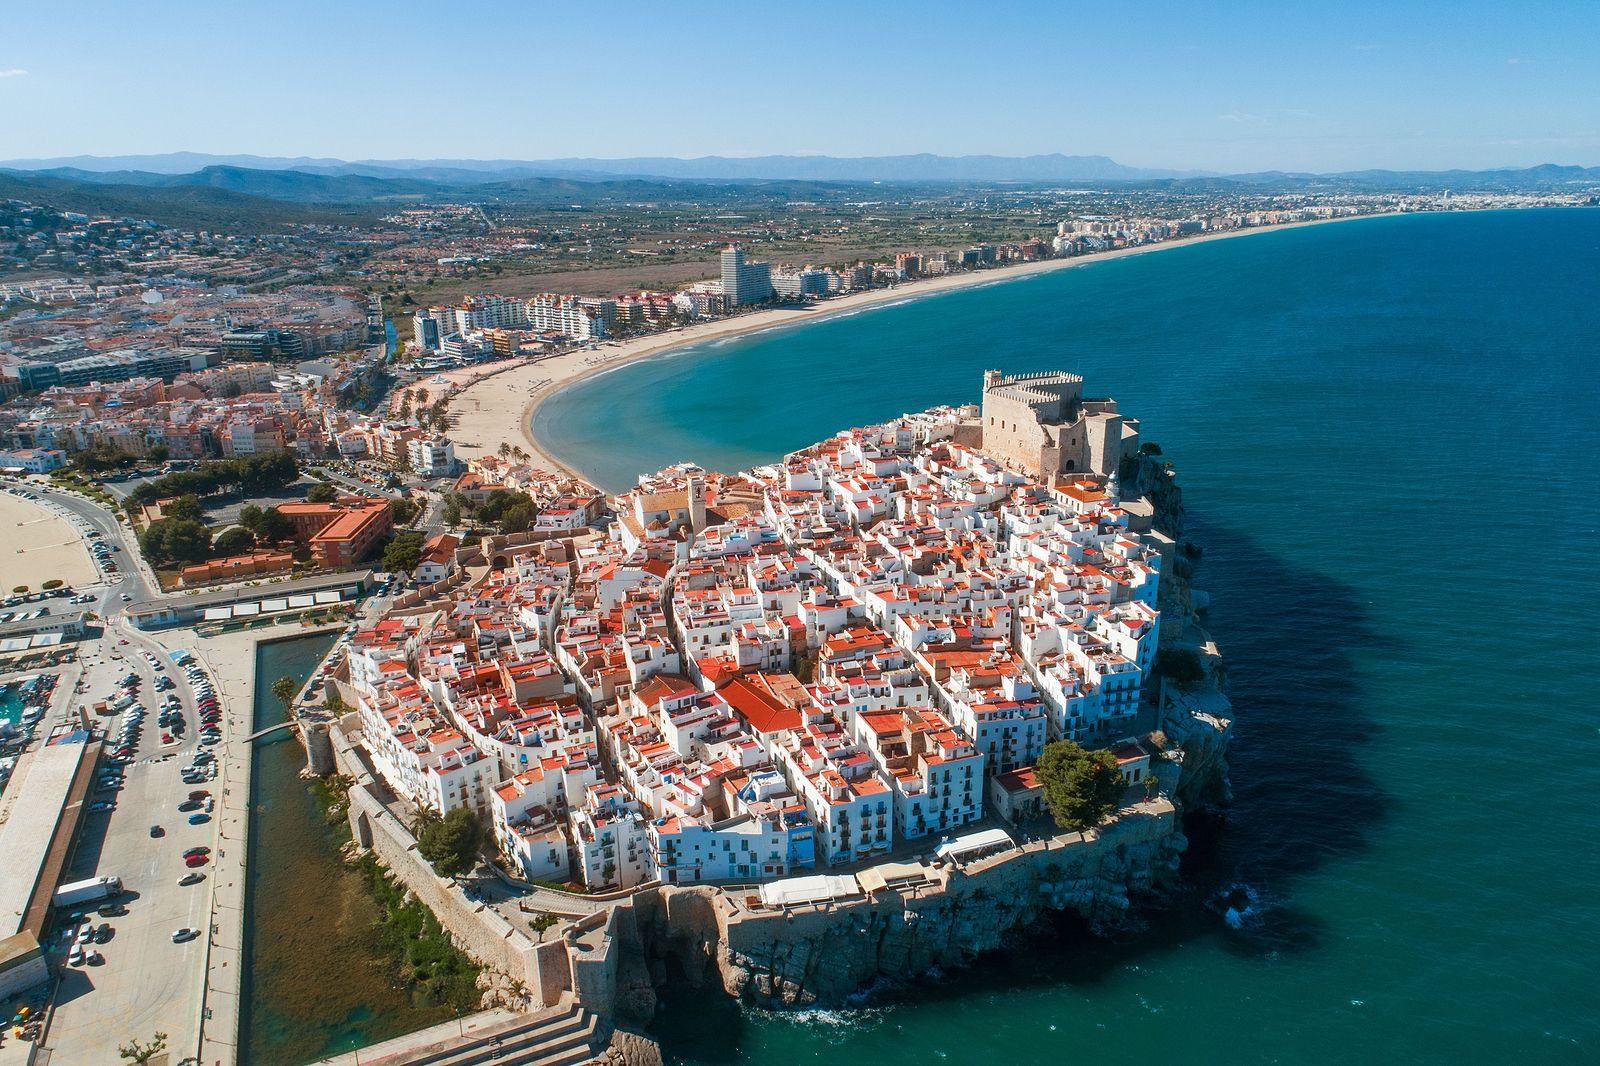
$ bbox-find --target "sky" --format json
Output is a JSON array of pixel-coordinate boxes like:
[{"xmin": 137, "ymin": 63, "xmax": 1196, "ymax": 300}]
[{"xmin": 2, "ymin": 0, "xmax": 1597, "ymax": 173}]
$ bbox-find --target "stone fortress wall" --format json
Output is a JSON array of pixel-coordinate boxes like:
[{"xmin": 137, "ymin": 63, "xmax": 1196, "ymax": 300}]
[{"xmin": 977, "ymin": 368, "xmax": 1140, "ymax": 479}]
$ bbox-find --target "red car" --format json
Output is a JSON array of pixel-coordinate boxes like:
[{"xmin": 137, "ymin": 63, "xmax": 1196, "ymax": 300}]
[
  {"xmin": 188, "ymin": 790, "xmax": 210, "ymax": 801},
  {"xmin": 184, "ymin": 854, "xmax": 208, "ymax": 868}
]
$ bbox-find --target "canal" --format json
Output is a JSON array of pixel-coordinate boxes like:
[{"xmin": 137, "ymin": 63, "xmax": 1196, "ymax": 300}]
[{"xmin": 238, "ymin": 632, "xmax": 454, "ymax": 1064}]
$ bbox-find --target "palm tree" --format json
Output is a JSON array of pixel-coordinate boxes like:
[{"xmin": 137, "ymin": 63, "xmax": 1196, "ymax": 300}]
[
  {"xmin": 410, "ymin": 803, "xmax": 442, "ymax": 837},
  {"xmin": 498, "ymin": 442, "xmax": 512, "ymax": 459},
  {"xmin": 270, "ymin": 675, "xmax": 299, "ymax": 718}
]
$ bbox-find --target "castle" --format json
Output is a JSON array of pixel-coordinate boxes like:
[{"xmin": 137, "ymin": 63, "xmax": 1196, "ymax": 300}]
[{"xmin": 976, "ymin": 369, "xmax": 1140, "ymax": 480}]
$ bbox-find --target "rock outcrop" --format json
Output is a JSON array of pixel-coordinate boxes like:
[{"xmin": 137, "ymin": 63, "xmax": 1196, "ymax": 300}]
[{"xmin": 624, "ymin": 807, "xmax": 1184, "ymax": 1008}]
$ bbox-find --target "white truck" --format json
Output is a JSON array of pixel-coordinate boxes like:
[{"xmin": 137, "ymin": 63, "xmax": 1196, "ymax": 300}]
[{"xmin": 52, "ymin": 876, "xmax": 123, "ymax": 908}]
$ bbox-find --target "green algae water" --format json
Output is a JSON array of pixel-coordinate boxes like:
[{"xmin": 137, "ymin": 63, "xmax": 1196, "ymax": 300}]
[
  {"xmin": 536, "ymin": 209, "xmax": 1600, "ymax": 1064},
  {"xmin": 239, "ymin": 632, "xmax": 454, "ymax": 1064}
]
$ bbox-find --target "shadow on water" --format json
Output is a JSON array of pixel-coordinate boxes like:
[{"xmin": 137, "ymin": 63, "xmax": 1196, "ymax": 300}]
[{"xmin": 651, "ymin": 516, "xmax": 1390, "ymax": 1062}]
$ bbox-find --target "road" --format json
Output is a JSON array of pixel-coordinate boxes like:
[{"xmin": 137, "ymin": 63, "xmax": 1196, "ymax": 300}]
[{"xmin": 25, "ymin": 483, "xmax": 158, "ymax": 608}]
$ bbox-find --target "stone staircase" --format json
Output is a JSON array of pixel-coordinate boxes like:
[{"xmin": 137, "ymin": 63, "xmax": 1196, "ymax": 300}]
[{"xmin": 362, "ymin": 1001, "xmax": 604, "ymax": 1066}]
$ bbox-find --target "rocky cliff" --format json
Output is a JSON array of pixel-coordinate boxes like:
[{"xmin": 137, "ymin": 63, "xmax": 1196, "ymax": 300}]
[{"xmin": 624, "ymin": 808, "xmax": 1185, "ymax": 1008}]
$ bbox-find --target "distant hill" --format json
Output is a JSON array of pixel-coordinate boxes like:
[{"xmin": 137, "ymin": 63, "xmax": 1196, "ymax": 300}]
[
  {"xmin": 3, "ymin": 158, "xmax": 1595, "ymax": 231},
  {"xmin": 0, "ymin": 171, "xmax": 381, "ymax": 231},
  {"xmin": 3, "ymin": 165, "xmax": 912, "ymax": 209},
  {"xmin": 1, "ymin": 152, "xmax": 1206, "ymax": 183}
]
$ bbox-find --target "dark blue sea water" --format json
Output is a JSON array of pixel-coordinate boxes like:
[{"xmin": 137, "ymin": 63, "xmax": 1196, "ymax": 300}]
[{"xmin": 536, "ymin": 209, "xmax": 1600, "ymax": 1065}]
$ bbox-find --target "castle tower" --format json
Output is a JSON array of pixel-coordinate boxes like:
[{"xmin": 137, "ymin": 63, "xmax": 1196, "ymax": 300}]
[{"xmin": 687, "ymin": 474, "xmax": 707, "ymax": 533}]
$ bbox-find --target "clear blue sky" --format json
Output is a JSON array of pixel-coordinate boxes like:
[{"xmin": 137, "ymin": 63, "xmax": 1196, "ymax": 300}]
[{"xmin": 3, "ymin": 0, "xmax": 1597, "ymax": 172}]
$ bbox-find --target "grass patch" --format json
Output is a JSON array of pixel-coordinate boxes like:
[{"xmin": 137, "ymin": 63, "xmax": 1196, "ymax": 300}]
[{"xmin": 356, "ymin": 853, "xmax": 482, "ymax": 1012}]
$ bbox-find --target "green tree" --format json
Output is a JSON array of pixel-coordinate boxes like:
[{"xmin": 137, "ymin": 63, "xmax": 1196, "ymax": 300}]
[
  {"xmin": 382, "ymin": 531, "xmax": 426, "ymax": 572},
  {"xmin": 389, "ymin": 496, "xmax": 421, "ymax": 525},
  {"xmin": 1155, "ymin": 647, "xmax": 1206, "ymax": 691},
  {"xmin": 416, "ymin": 807, "xmax": 482, "ymax": 878},
  {"xmin": 305, "ymin": 482, "xmax": 340, "ymax": 504},
  {"xmin": 528, "ymin": 913, "xmax": 559, "ymax": 941},
  {"xmin": 164, "ymin": 494, "xmax": 204, "ymax": 521},
  {"xmin": 442, "ymin": 498, "xmax": 463, "ymax": 527},
  {"xmin": 477, "ymin": 489, "xmax": 533, "ymax": 525},
  {"xmin": 410, "ymin": 803, "xmax": 442, "ymax": 837},
  {"xmin": 251, "ymin": 507, "xmax": 292, "ymax": 544},
  {"xmin": 212, "ymin": 526, "xmax": 256, "ymax": 557},
  {"xmin": 238, "ymin": 504, "xmax": 266, "ymax": 535},
  {"xmin": 270, "ymin": 675, "xmax": 299, "ymax": 716},
  {"xmin": 499, "ymin": 502, "xmax": 534, "ymax": 534},
  {"xmin": 1036, "ymin": 740, "xmax": 1124, "ymax": 831},
  {"xmin": 139, "ymin": 517, "xmax": 212, "ymax": 566},
  {"xmin": 118, "ymin": 1032, "xmax": 168, "ymax": 1064}
]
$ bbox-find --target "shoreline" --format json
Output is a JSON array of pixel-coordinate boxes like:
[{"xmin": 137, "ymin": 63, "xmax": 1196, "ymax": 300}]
[{"xmin": 448, "ymin": 210, "xmax": 1394, "ymax": 484}]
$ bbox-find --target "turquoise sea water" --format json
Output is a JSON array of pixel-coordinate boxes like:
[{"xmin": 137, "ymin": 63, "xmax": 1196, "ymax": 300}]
[{"xmin": 536, "ymin": 209, "xmax": 1600, "ymax": 1065}]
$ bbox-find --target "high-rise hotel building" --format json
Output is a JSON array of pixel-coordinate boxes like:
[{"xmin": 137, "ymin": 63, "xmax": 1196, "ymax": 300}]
[{"xmin": 720, "ymin": 245, "xmax": 774, "ymax": 307}]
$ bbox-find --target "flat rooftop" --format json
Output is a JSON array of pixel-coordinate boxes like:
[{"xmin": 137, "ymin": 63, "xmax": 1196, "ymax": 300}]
[{"xmin": 0, "ymin": 737, "xmax": 97, "ymax": 939}]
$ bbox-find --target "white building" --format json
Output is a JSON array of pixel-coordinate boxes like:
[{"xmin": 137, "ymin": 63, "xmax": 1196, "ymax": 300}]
[{"xmin": 407, "ymin": 435, "xmax": 457, "ymax": 477}]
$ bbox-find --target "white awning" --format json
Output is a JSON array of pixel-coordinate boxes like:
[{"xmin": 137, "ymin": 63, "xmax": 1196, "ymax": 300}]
[
  {"xmin": 934, "ymin": 828, "xmax": 1015, "ymax": 863},
  {"xmin": 758, "ymin": 874, "xmax": 858, "ymax": 908}
]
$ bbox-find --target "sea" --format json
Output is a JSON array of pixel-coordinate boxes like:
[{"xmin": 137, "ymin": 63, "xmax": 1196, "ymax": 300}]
[{"xmin": 534, "ymin": 208, "xmax": 1600, "ymax": 1065}]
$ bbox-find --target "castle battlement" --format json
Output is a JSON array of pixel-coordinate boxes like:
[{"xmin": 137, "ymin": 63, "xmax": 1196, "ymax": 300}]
[{"xmin": 978, "ymin": 369, "xmax": 1137, "ymax": 480}]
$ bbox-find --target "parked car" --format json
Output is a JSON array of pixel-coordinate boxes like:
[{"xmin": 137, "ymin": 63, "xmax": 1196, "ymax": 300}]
[
  {"xmin": 178, "ymin": 872, "xmax": 205, "ymax": 886},
  {"xmin": 182, "ymin": 846, "xmax": 210, "ymax": 859},
  {"xmin": 171, "ymin": 927, "xmax": 200, "ymax": 943},
  {"xmin": 183, "ymin": 854, "xmax": 208, "ymax": 869},
  {"xmin": 187, "ymin": 813, "xmax": 210, "ymax": 825},
  {"xmin": 150, "ymin": 825, "xmax": 163, "ymax": 837}
]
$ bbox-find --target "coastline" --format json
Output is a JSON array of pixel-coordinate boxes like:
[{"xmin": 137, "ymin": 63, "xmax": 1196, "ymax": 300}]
[{"xmin": 446, "ymin": 210, "xmax": 1388, "ymax": 484}]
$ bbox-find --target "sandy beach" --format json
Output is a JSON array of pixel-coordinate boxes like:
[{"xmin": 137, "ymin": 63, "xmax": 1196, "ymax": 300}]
[
  {"xmin": 0, "ymin": 489, "xmax": 99, "ymax": 592},
  {"xmin": 447, "ymin": 212, "xmax": 1385, "ymax": 482}
]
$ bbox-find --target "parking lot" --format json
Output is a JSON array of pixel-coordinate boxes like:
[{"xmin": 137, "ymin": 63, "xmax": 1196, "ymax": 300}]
[{"xmin": 41, "ymin": 631, "xmax": 220, "ymax": 1061}]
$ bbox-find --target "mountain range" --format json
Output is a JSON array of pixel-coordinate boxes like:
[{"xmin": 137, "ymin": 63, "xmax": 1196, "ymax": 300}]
[
  {"xmin": 0, "ymin": 152, "xmax": 1203, "ymax": 183},
  {"xmin": 1, "ymin": 155, "xmax": 1596, "ymax": 233}
]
